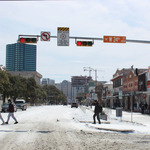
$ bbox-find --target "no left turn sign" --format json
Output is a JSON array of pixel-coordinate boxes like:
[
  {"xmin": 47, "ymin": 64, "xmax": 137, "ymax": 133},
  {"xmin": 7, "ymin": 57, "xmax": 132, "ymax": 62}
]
[{"xmin": 41, "ymin": 32, "xmax": 50, "ymax": 41}]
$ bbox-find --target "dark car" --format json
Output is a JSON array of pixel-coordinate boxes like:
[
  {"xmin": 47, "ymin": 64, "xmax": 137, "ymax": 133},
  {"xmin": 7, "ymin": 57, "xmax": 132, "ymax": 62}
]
[
  {"xmin": 63, "ymin": 102, "xmax": 67, "ymax": 106},
  {"xmin": 1, "ymin": 102, "xmax": 17, "ymax": 113},
  {"xmin": 71, "ymin": 103, "xmax": 78, "ymax": 108}
]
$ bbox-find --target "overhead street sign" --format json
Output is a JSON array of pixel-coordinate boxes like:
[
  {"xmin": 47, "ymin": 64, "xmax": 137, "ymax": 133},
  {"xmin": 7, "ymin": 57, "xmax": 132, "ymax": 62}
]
[
  {"xmin": 41, "ymin": 32, "xmax": 50, "ymax": 41},
  {"xmin": 57, "ymin": 27, "xmax": 69, "ymax": 46},
  {"xmin": 103, "ymin": 36, "xmax": 126, "ymax": 43}
]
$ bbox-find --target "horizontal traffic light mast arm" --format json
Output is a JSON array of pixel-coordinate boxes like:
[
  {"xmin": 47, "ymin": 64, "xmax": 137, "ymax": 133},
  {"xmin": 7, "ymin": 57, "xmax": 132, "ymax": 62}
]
[
  {"xmin": 18, "ymin": 35, "xmax": 150, "ymax": 44},
  {"xmin": 51, "ymin": 36, "xmax": 150, "ymax": 44},
  {"xmin": 126, "ymin": 39, "xmax": 150, "ymax": 44},
  {"xmin": 71, "ymin": 37, "xmax": 150, "ymax": 44}
]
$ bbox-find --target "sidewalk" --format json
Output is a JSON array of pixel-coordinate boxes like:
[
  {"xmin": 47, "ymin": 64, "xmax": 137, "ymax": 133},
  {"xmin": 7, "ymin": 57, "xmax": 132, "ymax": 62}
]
[
  {"xmin": 86, "ymin": 106, "xmax": 150, "ymax": 126},
  {"xmin": 104, "ymin": 108, "xmax": 150, "ymax": 126}
]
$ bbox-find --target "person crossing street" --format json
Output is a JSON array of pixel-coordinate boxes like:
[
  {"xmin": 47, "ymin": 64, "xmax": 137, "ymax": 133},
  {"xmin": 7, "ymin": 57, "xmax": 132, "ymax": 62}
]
[
  {"xmin": 5, "ymin": 99, "xmax": 18, "ymax": 124},
  {"xmin": 0, "ymin": 112, "xmax": 5, "ymax": 125},
  {"xmin": 93, "ymin": 100, "xmax": 102, "ymax": 124}
]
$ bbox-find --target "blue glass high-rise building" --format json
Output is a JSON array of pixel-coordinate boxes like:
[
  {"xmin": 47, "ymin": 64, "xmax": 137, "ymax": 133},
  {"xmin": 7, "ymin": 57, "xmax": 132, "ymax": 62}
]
[{"xmin": 6, "ymin": 43, "xmax": 36, "ymax": 71}]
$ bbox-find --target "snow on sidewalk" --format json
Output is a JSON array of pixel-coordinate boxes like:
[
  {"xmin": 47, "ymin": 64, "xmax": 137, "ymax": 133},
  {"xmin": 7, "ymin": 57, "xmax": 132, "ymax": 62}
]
[{"xmin": 77, "ymin": 106, "xmax": 150, "ymax": 134}]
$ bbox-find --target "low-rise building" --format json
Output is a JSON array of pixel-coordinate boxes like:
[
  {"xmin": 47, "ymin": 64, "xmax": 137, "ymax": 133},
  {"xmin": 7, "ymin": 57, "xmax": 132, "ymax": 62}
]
[{"xmin": 9, "ymin": 71, "xmax": 42, "ymax": 85}]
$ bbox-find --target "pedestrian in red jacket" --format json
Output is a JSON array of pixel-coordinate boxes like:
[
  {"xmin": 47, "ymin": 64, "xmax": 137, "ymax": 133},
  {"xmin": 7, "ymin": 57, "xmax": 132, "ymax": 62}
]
[{"xmin": 5, "ymin": 99, "xmax": 18, "ymax": 124}]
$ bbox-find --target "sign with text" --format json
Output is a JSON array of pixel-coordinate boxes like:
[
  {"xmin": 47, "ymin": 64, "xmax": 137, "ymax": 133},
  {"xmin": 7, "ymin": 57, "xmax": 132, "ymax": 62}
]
[
  {"xmin": 119, "ymin": 91, "xmax": 122, "ymax": 99},
  {"xmin": 103, "ymin": 36, "xmax": 126, "ymax": 43},
  {"xmin": 57, "ymin": 27, "xmax": 69, "ymax": 46}
]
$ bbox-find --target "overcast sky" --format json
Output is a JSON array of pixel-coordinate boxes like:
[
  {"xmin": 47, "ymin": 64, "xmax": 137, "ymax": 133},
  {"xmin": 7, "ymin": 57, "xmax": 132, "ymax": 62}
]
[{"xmin": 0, "ymin": 0, "xmax": 150, "ymax": 83}]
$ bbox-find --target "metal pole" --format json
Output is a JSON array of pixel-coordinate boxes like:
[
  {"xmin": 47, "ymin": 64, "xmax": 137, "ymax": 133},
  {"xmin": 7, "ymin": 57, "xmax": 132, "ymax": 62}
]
[
  {"xmin": 18, "ymin": 34, "xmax": 150, "ymax": 44},
  {"xmin": 95, "ymin": 69, "xmax": 97, "ymax": 96},
  {"xmin": 131, "ymin": 88, "xmax": 133, "ymax": 122}
]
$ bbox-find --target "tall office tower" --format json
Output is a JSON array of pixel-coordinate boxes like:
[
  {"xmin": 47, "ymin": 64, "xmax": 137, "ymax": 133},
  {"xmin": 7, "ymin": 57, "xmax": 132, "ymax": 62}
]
[{"xmin": 6, "ymin": 43, "xmax": 36, "ymax": 71}]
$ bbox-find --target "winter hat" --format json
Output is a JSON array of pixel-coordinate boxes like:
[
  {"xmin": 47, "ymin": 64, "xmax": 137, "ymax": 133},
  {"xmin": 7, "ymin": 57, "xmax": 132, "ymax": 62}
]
[{"xmin": 8, "ymin": 99, "xmax": 11, "ymax": 102}]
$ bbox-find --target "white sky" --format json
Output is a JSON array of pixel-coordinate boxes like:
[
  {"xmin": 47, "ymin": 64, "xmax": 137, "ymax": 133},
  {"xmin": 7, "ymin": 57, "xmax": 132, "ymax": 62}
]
[{"xmin": 0, "ymin": 0, "xmax": 150, "ymax": 83}]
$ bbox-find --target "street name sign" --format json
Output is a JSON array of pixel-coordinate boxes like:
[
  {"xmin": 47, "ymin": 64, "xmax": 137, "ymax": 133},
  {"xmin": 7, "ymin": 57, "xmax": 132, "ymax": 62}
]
[
  {"xmin": 41, "ymin": 32, "xmax": 50, "ymax": 41},
  {"xmin": 103, "ymin": 36, "xmax": 126, "ymax": 43},
  {"xmin": 57, "ymin": 27, "xmax": 69, "ymax": 46}
]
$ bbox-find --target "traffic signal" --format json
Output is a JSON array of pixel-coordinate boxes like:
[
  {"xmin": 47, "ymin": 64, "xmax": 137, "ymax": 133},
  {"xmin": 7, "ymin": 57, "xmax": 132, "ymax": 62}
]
[
  {"xmin": 19, "ymin": 38, "xmax": 37, "ymax": 44},
  {"xmin": 76, "ymin": 41, "xmax": 93, "ymax": 46}
]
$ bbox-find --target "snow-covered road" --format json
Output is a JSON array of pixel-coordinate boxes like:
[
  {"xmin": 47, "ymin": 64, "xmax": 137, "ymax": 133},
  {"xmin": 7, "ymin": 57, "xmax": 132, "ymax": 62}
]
[{"xmin": 0, "ymin": 105, "xmax": 150, "ymax": 150}]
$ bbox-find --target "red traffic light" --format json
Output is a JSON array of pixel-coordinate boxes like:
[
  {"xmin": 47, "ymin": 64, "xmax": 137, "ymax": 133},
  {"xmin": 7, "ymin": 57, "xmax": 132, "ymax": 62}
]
[
  {"xmin": 77, "ymin": 41, "xmax": 82, "ymax": 46},
  {"xmin": 20, "ymin": 38, "xmax": 25, "ymax": 43},
  {"xmin": 19, "ymin": 38, "xmax": 37, "ymax": 44},
  {"xmin": 76, "ymin": 41, "xmax": 93, "ymax": 47}
]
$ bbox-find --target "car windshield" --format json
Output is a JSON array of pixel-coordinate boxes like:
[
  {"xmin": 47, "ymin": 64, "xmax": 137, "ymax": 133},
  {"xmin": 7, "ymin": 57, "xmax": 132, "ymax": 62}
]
[
  {"xmin": 15, "ymin": 101, "xmax": 24, "ymax": 104},
  {"xmin": 3, "ymin": 103, "xmax": 9, "ymax": 106}
]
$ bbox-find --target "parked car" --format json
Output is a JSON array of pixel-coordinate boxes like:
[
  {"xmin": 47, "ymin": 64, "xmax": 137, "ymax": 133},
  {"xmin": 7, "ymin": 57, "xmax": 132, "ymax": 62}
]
[
  {"xmin": 63, "ymin": 102, "xmax": 67, "ymax": 106},
  {"xmin": 71, "ymin": 103, "xmax": 78, "ymax": 108},
  {"xmin": 15, "ymin": 99, "xmax": 27, "ymax": 111},
  {"xmin": 1, "ymin": 102, "xmax": 17, "ymax": 113}
]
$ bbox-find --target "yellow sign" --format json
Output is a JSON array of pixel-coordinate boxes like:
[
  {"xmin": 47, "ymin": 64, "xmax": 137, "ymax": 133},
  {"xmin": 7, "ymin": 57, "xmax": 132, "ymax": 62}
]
[{"xmin": 57, "ymin": 27, "xmax": 69, "ymax": 31}]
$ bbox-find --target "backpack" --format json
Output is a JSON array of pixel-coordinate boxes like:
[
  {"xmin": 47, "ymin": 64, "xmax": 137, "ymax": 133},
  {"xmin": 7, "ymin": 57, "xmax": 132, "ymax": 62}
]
[{"xmin": 99, "ymin": 105, "xmax": 102, "ymax": 113}]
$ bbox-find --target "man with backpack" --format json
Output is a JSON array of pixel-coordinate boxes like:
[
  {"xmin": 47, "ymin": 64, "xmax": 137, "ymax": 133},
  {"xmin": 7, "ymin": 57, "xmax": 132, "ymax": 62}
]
[{"xmin": 93, "ymin": 100, "xmax": 102, "ymax": 124}]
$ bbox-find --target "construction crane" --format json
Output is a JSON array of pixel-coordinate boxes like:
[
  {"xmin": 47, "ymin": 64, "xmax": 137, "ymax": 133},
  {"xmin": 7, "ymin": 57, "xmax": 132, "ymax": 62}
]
[
  {"xmin": 83, "ymin": 67, "xmax": 93, "ymax": 77},
  {"xmin": 83, "ymin": 67, "xmax": 105, "ymax": 94},
  {"xmin": 83, "ymin": 67, "xmax": 105, "ymax": 79}
]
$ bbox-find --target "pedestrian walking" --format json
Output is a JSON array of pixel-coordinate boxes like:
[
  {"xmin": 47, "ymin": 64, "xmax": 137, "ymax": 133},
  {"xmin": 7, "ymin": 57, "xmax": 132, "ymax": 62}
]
[
  {"xmin": 5, "ymin": 99, "xmax": 18, "ymax": 124},
  {"xmin": 0, "ymin": 112, "xmax": 5, "ymax": 125},
  {"xmin": 144, "ymin": 102, "xmax": 148, "ymax": 113},
  {"xmin": 141, "ymin": 104, "xmax": 145, "ymax": 114},
  {"xmin": 93, "ymin": 100, "xmax": 102, "ymax": 124}
]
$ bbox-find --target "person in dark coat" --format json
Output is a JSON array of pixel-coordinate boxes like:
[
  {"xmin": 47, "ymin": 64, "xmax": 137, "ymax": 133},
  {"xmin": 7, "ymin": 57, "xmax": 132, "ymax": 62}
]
[
  {"xmin": 93, "ymin": 100, "xmax": 101, "ymax": 124},
  {"xmin": 141, "ymin": 104, "xmax": 145, "ymax": 114},
  {"xmin": 5, "ymin": 99, "xmax": 18, "ymax": 124},
  {"xmin": 144, "ymin": 102, "xmax": 148, "ymax": 110}
]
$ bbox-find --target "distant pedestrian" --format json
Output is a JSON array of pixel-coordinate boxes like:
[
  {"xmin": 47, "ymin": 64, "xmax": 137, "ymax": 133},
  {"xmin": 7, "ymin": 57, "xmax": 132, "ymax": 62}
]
[
  {"xmin": 93, "ymin": 100, "xmax": 102, "ymax": 124},
  {"xmin": 139, "ymin": 101, "xmax": 142, "ymax": 112},
  {"xmin": 148, "ymin": 105, "xmax": 150, "ymax": 114},
  {"xmin": 5, "ymin": 99, "xmax": 18, "ymax": 124},
  {"xmin": 141, "ymin": 104, "xmax": 145, "ymax": 114},
  {"xmin": 0, "ymin": 112, "xmax": 5, "ymax": 125},
  {"xmin": 144, "ymin": 102, "xmax": 148, "ymax": 112}
]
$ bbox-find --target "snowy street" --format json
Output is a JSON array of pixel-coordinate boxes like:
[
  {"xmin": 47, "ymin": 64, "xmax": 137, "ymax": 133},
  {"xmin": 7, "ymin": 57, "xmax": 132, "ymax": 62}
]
[{"xmin": 0, "ymin": 105, "xmax": 150, "ymax": 150}]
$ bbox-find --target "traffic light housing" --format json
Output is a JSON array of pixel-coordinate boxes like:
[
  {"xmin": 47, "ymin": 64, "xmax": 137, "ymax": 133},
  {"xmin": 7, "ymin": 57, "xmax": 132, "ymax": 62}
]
[
  {"xmin": 76, "ymin": 41, "xmax": 93, "ymax": 47},
  {"xmin": 19, "ymin": 38, "xmax": 37, "ymax": 44}
]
